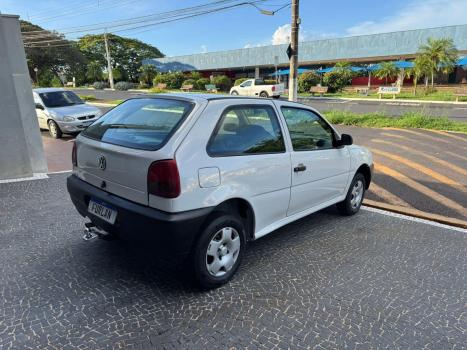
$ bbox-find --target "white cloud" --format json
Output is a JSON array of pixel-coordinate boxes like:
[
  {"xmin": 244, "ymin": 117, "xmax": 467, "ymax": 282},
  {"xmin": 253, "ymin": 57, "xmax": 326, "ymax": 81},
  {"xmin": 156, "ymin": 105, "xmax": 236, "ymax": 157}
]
[
  {"xmin": 272, "ymin": 24, "xmax": 293, "ymax": 45},
  {"xmin": 347, "ymin": 0, "xmax": 467, "ymax": 36},
  {"xmin": 200, "ymin": 45, "xmax": 207, "ymax": 53},
  {"xmin": 271, "ymin": 24, "xmax": 336, "ymax": 45}
]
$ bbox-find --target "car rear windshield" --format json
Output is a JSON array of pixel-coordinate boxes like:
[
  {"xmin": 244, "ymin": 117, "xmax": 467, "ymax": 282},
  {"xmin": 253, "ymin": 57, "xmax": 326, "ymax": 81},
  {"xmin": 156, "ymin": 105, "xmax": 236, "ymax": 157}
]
[
  {"xmin": 82, "ymin": 98, "xmax": 194, "ymax": 150},
  {"xmin": 39, "ymin": 91, "xmax": 84, "ymax": 107}
]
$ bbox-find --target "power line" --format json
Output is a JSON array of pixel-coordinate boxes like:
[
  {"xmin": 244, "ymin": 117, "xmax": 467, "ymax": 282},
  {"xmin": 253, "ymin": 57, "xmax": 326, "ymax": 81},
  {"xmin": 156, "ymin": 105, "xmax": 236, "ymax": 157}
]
[
  {"xmin": 29, "ymin": 0, "xmax": 144, "ymax": 24},
  {"xmin": 21, "ymin": 0, "xmax": 265, "ymax": 37},
  {"xmin": 23, "ymin": 0, "xmax": 264, "ymax": 45}
]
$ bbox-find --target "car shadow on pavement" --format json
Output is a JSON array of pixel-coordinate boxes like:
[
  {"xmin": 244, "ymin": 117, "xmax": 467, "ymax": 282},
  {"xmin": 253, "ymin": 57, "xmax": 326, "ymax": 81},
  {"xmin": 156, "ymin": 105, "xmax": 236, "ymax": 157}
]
[{"xmin": 64, "ymin": 206, "xmax": 344, "ymax": 295}]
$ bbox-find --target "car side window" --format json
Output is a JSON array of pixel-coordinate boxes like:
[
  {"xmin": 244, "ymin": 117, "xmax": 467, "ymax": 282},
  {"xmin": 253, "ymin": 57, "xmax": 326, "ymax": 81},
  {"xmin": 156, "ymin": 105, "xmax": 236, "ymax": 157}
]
[
  {"xmin": 240, "ymin": 81, "xmax": 252, "ymax": 87},
  {"xmin": 208, "ymin": 105, "xmax": 285, "ymax": 156},
  {"xmin": 281, "ymin": 107, "xmax": 335, "ymax": 151}
]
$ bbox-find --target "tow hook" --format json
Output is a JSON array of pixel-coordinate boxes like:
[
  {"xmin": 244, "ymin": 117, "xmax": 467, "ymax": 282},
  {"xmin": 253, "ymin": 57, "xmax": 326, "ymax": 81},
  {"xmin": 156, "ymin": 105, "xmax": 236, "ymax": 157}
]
[{"xmin": 83, "ymin": 222, "xmax": 109, "ymax": 241}]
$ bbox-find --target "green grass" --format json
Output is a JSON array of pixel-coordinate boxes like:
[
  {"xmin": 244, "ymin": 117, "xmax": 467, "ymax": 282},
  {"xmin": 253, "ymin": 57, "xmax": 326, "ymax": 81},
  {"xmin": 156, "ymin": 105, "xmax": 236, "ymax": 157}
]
[
  {"xmin": 78, "ymin": 94, "xmax": 97, "ymax": 101},
  {"xmin": 324, "ymin": 110, "xmax": 467, "ymax": 133},
  {"xmin": 297, "ymin": 90, "xmax": 467, "ymax": 102},
  {"xmin": 106, "ymin": 99, "xmax": 124, "ymax": 105}
]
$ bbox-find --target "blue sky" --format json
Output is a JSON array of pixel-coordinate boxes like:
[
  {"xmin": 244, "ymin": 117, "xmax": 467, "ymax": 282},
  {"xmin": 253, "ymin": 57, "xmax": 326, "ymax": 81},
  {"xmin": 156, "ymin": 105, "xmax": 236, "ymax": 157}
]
[{"xmin": 2, "ymin": 0, "xmax": 466, "ymax": 56}]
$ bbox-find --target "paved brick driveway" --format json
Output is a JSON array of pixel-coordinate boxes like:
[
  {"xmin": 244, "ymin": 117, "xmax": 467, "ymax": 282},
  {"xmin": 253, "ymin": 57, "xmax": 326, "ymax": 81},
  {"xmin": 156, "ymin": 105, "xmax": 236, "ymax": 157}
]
[{"xmin": 0, "ymin": 174, "xmax": 466, "ymax": 349}]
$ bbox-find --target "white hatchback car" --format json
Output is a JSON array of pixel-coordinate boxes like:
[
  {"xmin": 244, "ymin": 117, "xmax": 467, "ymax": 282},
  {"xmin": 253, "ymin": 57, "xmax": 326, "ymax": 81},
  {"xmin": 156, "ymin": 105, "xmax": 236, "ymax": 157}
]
[{"xmin": 67, "ymin": 94, "xmax": 373, "ymax": 288}]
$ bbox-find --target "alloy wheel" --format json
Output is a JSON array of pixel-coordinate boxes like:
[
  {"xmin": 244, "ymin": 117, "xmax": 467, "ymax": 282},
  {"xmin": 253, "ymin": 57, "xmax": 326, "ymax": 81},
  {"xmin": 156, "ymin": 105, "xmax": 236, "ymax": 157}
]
[{"xmin": 206, "ymin": 227, "xmax": 241, "ymax": 277}]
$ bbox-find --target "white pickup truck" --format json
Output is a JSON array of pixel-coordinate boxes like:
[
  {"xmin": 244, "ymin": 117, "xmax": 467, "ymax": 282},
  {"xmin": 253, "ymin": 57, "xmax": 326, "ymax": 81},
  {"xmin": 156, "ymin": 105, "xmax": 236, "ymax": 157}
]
[{"xmin": 230, "ymin": 79, "xmax": 284, "ymax": 98}]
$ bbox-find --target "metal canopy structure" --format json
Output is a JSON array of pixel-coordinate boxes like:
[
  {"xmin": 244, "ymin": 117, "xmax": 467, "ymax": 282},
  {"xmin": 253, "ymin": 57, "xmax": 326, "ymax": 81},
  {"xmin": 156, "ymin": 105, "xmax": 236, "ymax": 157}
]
[{"xmin": 146, "ymin": 24, "xmax": 467, "ymax": 72}]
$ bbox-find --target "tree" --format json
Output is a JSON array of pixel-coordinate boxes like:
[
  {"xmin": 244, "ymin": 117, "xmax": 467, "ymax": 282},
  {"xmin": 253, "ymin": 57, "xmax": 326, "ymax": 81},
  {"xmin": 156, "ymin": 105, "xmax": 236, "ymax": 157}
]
[
  {"xmin": 139, "ymin": 64, "xmax": 157, "ymax": 86},
  {"xmin": 86, "ymin": 61, "xmax": 103, "ymax": 82},
  {"xmin": 374, "ymin": 62, "xmax": 399, "ymax": 85},
  {"xmin": 298, "ymin": 71, "xmax": 320, "ymax": 93},
  {"xmin": 406, "ymin": 55, "xmax": 433, "ymax": 93},
  {"xmin": 21, "ymin": 21, "xmax": 88, "ymax": 86},
  {"xmin": 418, "ymin": 37, "xmax": 458, "ymax": 87},
  {"xmin": 323, "ymin": 62, "xmax": 355, "ymax": 92},
  {"xmin": 77, "ymin": 34, "xmax": 163, "ymax": 82}
]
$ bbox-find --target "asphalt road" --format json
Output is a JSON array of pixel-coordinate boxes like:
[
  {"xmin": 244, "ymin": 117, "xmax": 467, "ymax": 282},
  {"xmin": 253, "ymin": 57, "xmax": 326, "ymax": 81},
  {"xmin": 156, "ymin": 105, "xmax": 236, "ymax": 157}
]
[
  {"xmin": 0, "ymin": 173, "xmax": 466, "ymax": 349},
  {"xmin": 72, "ymin": 89, "xmax": 467, "ymax": 122}
]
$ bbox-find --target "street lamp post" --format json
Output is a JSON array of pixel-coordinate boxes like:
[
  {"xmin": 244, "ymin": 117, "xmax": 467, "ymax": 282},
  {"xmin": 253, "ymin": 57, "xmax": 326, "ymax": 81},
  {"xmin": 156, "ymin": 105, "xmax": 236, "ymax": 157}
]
[
  {"xmin": 288, "ymin": 0, "xmax": 299, "ymax": 102},
  {"xmin": 34, "ymin": 67, "xmax": 38, "ymax": 84}
]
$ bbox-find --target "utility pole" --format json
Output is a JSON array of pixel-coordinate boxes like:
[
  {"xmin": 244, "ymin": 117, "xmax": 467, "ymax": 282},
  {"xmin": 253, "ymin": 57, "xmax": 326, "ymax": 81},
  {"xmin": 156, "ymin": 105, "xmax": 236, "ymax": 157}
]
[
  {"xmin": 104, "ymin": 30, "xmax": 114, "ymax": 89},
  {"xmin": 288, "ymin": 0, "xmax": 299, "ymax": 102}
]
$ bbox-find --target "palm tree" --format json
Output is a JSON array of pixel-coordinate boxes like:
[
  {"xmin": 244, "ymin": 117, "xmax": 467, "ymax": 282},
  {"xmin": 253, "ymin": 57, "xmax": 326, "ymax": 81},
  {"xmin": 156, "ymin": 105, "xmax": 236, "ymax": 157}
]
[
  {"xmin": 374, "ymin": 62, "xmax": 399, "ymax": 85},
  {"xmin": 410, "ymin": 55, "xmax": 433, "ymax": 91},
  {"xmin": 86, "ymin": 61, "xmax": 103, "ymax": 82},
  {"xmin": 139, "ymin": 64, "xmax": 157, "ymax": 86},
  {"xmin": 418, "ymin": 37, "xmax": 458, "ymax": 87}
]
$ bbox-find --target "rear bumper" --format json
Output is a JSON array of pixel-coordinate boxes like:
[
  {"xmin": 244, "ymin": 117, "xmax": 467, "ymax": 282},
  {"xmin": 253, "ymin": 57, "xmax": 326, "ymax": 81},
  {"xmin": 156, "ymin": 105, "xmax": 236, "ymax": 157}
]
[{"xmin": 67, "ymin": 175, "xmax": 213, "ymax": 257}]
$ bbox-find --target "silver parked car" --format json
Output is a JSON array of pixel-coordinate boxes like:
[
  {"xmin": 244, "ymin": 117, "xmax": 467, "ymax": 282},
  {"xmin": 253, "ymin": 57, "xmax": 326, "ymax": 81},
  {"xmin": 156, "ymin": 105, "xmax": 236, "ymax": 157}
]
[{"xmin": 33, "ymin": 88, "xmax": 102, "ymax": 138}]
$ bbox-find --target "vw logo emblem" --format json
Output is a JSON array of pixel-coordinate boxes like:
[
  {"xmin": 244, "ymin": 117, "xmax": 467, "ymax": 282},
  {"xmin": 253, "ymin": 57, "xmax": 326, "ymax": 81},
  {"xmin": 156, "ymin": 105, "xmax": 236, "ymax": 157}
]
[{"xmin": 98, "ymin": 155, "xmax": 106, "ymax": 170}]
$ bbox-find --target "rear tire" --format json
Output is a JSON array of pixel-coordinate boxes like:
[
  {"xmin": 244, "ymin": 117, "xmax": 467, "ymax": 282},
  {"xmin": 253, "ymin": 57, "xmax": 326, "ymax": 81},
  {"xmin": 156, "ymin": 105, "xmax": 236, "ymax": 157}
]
[
  {"xmin": 337, "ymin": 173, "xmax": 366, "ymax": 216},
  {"xmin": 48, "ymin": 120, "xmax": 62, "ymax": 139},
  {"xmin": 191, "ymin": 213, "xmax": 246, "ymax": 289},
  {"xmin": 259, "ymin": 91, "xmax": 269, "ymax": 98}
]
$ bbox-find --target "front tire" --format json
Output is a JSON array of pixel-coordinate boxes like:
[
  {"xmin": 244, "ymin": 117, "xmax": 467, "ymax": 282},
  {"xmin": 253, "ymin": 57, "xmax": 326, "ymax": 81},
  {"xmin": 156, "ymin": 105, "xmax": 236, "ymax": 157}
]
[
  {"xmin": 48, "ymin": 120, "xmax": 62, "ymax": 139},
  {"xmin": 230, "ymin": 91, "xmax": 239, "ymax": 95},
  {"xmin": 337, "ymin": 173, "xmax": 366, "ymax": 215},
  {"xmin": 191, "ymin": 213, "xmax": 246, "ymax": 289}
]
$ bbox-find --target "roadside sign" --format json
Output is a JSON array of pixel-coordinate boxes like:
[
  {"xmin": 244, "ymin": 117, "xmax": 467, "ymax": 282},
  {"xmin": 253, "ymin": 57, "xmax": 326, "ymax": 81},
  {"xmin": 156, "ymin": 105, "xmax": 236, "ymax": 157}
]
[
  {"xmin": 377, "ymin": 86, "xmax": 401, "ymax": 99},
  {"xmin": 286, "ymin": 44, "xmax": 293, "ymax": 60}
]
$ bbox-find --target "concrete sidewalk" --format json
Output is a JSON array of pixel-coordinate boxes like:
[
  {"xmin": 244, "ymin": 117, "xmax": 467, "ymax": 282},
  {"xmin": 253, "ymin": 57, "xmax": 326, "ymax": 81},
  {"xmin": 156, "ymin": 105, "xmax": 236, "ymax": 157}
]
[{"xmin": 0, "ymin": 173, "xmax": 466, "ymax": 349}]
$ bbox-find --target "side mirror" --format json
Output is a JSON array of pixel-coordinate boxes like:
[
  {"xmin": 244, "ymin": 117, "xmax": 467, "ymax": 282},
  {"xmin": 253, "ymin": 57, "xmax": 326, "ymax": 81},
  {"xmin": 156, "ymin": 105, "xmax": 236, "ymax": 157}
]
[
  {"xmin": 335, "ymin": 133, "xmax": 353, "ymax": 148},
  {"xmin": 35, "ymin": 103, "xmax": 44, "ymax": 110}
]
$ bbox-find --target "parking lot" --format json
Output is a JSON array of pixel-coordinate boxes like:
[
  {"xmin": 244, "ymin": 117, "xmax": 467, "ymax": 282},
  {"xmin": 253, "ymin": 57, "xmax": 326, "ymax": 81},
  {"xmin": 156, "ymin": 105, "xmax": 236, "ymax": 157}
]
[{"xmin": 0, "ymin": 173, "xmax": 466, "ymax": 349}]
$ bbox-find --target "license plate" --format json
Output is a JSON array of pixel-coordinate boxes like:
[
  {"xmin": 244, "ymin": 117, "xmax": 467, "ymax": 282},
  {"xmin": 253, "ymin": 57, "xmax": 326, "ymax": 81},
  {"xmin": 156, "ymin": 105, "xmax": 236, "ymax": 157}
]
[{"xmin": 88, "ymin": 199, "xmax": 117, "ymax": 224}]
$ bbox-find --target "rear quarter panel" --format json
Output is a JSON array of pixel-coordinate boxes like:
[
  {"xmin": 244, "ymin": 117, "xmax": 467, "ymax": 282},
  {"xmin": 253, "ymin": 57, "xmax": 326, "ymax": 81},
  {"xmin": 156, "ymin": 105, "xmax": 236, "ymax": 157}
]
[{"xmin": 166, "ymin": 98, "xmax": 292, "ymax": 234}]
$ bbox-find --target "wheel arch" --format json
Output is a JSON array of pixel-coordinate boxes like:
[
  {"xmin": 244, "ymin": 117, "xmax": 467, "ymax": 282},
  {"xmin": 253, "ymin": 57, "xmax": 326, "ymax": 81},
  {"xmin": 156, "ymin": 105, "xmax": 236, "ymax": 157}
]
[
  {"xmin": 209, "ymin": 198, "xmax": 255, "ymax": 241},
  {"xmin": 356, "ymin": 163, "xmax": 371, "ymax": 189}
]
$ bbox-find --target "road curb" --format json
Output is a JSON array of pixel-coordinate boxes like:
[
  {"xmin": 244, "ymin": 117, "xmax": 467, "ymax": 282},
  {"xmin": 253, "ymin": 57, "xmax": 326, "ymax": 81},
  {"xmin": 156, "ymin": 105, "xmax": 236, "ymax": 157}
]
[{"xmin": 363, "ymin": 199, "xmax": 467, "ymax": 229}]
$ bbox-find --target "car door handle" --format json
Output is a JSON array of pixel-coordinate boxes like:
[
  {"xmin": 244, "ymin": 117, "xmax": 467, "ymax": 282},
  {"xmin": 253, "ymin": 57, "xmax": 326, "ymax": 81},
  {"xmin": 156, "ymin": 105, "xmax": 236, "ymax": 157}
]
[{"xmin": 294, "ymin": 164, "xmax": 307, "ymax": 172}]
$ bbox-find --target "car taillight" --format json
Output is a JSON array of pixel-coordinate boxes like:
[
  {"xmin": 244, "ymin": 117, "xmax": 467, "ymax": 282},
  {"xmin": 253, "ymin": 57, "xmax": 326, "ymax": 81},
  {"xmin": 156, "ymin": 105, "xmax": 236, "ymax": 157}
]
[
  {"xmin": 147, "ymin": 160, "xmax": 180, "ymax": 198},
  {"xmin": 72, "ymin": 142, "xmax": 77, "ymax": 166},
  {"xmin": 272, "ymin": 85, "xmax": 276, "ymax": 92}
]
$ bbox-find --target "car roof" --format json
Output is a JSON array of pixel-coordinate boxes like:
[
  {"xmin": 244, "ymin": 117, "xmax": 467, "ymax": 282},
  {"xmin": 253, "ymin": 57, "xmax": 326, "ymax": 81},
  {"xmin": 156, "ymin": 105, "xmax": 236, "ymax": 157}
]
[
  {"xmin": 33, "ymin": 87, "xmax": 68, "ymax": 93},
  {"xmin": 144, "ymin": 93, "xmax": 310, "ymax": 108}
]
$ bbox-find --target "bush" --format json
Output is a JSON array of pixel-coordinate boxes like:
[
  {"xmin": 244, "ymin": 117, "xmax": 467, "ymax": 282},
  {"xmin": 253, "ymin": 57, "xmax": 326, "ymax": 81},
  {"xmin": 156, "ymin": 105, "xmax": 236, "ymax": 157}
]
[
  {"xmin": 212, "ymin": 75, "xmax": 232, "ymax": 91},
  {"xmin": 323, "ymin": 70, "xmax": 353, "ymax": 93},
  {"xmin": 138, "ymin": 83, "xmax": 149, "ymax": 89},
  {"xmin": 93, "ymin": 81, "xmax": 107, "ymax": 90},
  {"xmin": 189, "ymin": 71, "xmax": 202, "ymax": 80},
  {"xmin": 196, "ymin": 78, "xmax": 210, "ymax": 90},
  {"xmin": 234, "ymin": 78, "xmax": 249, "ymax": 86},
  {"xmin": 153, "ymin": 72, "xmax": 186, "ymax": 89},
  {"xmin": 298, "ymin": 72, "xmax": 320, "ymax": 93},
  {"xmin": 149, "ymin": 87, "xmax": 164, "ymax": 93},
  {"xmin": 264, "ymin": 79, "xmax": 277, "ymax": 85},
  {"xmin": 51, "ymin": 76, "xmax": 63, "ymax": 87},
  {"xmin": 182, "ymin": 79, "xmax": 196, "ymax": 88},
  {"xmin": 115, "ymin": 81, "xmax": 133, "ymax": 91},
  {"xmin": 37, "ymin": 70, "xmax": 54, "ymax": 87}
]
